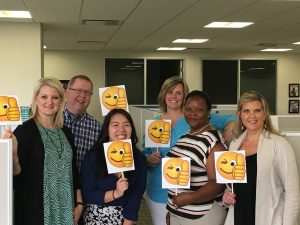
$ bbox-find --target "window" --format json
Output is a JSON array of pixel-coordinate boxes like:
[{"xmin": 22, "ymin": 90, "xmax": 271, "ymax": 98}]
[
  {"xmin": 203, "ymin": 60, "xmax": 238, "ymax": 104},
  {"xmin": 105, "ymin": 58, "xmax": 183, "ymax": 105},
  {"xmin": 105, "ymin": 58, "xmax": 144, "ymax": 104}
]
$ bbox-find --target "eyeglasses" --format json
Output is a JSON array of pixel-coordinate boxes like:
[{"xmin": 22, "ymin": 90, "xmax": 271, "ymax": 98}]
[{"xmin": 68, "ymin": 88, "xmax": 93, "ymax": 96}]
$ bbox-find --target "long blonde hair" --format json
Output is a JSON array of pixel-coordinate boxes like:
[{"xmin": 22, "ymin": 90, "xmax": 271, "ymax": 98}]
[
  {"xmin": 235, "ymin": 90, "xmax": 279, "ymax": 136},
  {"xmin": 31, "ymin": 77, "xmax": 65, "ymax": 128}
]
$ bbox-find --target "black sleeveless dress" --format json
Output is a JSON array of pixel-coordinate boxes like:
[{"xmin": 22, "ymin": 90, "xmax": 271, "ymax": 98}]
[{"xmin": 234, "ymin": 153, "xmax": 257, "ymax": 225}]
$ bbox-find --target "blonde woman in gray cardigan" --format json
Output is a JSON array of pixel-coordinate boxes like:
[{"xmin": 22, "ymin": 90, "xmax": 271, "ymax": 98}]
[{"xmin": 223, "ymin": 90, "xmax": 300, "ymax": 225}]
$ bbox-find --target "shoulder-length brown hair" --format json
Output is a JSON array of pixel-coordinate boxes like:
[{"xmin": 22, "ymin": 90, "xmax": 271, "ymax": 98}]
[{"xmin": 157, "ymin": 76, "xmax": 189, "ymax": 113}]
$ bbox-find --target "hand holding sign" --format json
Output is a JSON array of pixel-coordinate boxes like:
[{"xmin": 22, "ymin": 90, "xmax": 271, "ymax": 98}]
[
  {"xmin": 114, "ymin": 177, "xmax": 129, "ymax": 199},
  {"xmin": 178, "ymin": 160, "xmax": 189, "ymax": 186},
  {"xmin": 160, "ymin": 121, "xmax": 171, "ymax": 144},
  {"xmin": 233, "ymin": 153, "xmax": 245, "ymax": 180},
  {"xmin": 7, "ymin": 97, "xmax": 20, "ymax": 121}
]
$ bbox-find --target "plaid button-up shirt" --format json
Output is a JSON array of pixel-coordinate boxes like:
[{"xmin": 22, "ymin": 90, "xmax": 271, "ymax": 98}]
[{"xmin": 63, "ymin": 108, "xmax": 101, "ymax": 171}]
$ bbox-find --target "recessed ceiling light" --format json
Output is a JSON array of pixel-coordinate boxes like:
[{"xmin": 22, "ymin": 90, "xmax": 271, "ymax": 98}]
[
  {"xmin": 173, "ymin": 39, "xmax": 208, "ymax": 43},
  {"xmin": 260, "ymin": 48, "xmax": 292, "ymax": 52},
  {"xmin": 204, "ymin": 22, "xmax": 253, "ymax": 28},
  {"xmin": 157, "ymin": 47, "xmax": 186, "ymax": 51},
  {"xmin": 43, "ymin": 45, "xmax": 47, "ymax": 49},
  {"xmin": 0, "ymin": 11, "xmax": 31, "ymax": 18},
  {"xmin": 293, "ymin": 42, "xmax": 300, "ymax": 45}
]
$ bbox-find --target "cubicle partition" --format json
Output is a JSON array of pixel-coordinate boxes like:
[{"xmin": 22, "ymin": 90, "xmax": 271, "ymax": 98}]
[{"xmin": 0, "ymin": 139, "xmax": 12, "ymax": 225}]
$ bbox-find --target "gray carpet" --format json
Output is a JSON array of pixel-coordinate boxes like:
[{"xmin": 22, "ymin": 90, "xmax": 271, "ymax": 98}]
[{"xmin": 137, "ymin": 197, "xmax": 154, "ymax": 225}]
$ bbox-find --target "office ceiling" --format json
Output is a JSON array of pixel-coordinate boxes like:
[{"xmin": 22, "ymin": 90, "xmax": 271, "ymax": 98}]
[{"xmin": 1, "ymin": 0, "xmax": 300, "ymax": 53}]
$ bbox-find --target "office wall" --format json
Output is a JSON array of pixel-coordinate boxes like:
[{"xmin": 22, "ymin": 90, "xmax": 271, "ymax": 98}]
[
  {"xmin": 0, "ymin": 22, "xmax": 42, "ymax": 106},
  {"xmin": 44, "ymin": 51, "xmax": 202, "ymax": 121},
  {"xmin": 44, "ymin": 50, "xmax": 300, "ymax": 121},
  {"xmin": 44, "ymin": 51, "xmax": 105, "ymax": 121}
]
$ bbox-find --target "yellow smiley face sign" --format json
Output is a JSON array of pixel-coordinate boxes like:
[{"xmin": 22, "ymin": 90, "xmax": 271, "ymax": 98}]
[
  {"xmin": 215, "ymin": 151, "xmax": 247, "ymax": 183},
  {"xmin": 100, "ymin": 86, "xmax": 128, "ymax": 116},
  {"xmin": 0, "ymin": 95, "xmax": 22, "ymax": 125},
  {"xmin": 148, "ymin": 120, "xmax": 171, "ymax": 143},
  {"xmin": 106, "ymin": 140, "xmax": 133, "ymax": 168},
  {"xmin": 0, "ymin": 96, "xmax": 20, "ymax": 121},
  {"xmin": 162, "ymin": 158, "xmax": 190, "ymax": 188},
  {"xmin": 145, "ymin": 120, "xmax": 171, "ymax": 148},
  {"xmin": 102, "ymin": 86, "xmax": 119, "ymax": 110}
]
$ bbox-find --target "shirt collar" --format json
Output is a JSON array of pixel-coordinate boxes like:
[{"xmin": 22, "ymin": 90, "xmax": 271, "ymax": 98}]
[{"xmin": 64, "ymin": 106, "xmax": 87, "ymax": 121}]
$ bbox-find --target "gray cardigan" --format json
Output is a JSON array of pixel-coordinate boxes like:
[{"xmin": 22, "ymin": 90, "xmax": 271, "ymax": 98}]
[{"xmin": 224, "ymin": 130, "xmax": 300, "ymax": 225}]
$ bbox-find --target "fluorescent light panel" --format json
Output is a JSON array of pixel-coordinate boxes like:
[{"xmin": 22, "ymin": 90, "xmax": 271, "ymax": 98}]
[
  {"xmin": 260, "ymin": 48, "xmax": 292, "ymax": 52},
  {"xmin": 0, "ymin": 11, "xmax": 31, "ymax": 18},
  {"xmin": 293, "ymin": 42, "xmax": 300, "ymax": 44},
  {"xmin": 205, "ymin": 22, "xmax": 253, "ymax": 28},
  {"xmin": 173, "ymin": 39, "xmax": 208, "ymax": 43},
  {"xmin": 157, "ymin": 47, "xmax": 186, "ymax": 51}
]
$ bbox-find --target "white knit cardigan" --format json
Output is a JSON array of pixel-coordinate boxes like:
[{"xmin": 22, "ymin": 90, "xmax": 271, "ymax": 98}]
[{"xmin": 224, "ymin": 130, "xmax": 300, "ymax": 225}]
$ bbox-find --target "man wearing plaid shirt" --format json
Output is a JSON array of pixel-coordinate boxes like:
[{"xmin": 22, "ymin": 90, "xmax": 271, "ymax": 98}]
[{"xmin": 64, "ymin": 75, "xmax": 101, "ymax": 172}]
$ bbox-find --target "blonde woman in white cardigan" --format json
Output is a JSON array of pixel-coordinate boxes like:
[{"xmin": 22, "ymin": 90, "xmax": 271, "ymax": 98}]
[{"xmin": 223, "ymin": 90, "xmax": 300, "ymax": 225}]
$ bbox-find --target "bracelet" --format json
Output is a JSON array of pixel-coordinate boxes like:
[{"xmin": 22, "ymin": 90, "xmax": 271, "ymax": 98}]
[
  {"xmin": 75, "ymin": 202, "xmax": 84, "ymax": 206},
  {"xmin": 223, "ymin": 129, "xmax": 233, "ymax": 133},
  {"xmin": 112, "ymin": 190, "xmax": 116, "ymax": 200}
]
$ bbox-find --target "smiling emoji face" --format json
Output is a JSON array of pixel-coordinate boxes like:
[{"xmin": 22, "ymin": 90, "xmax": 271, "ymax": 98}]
[
  {"xmin": 148, "ymin": 120, "xmax": 166, "ymax": 143},
  {"xmin": 102, "ymin": 87, "xmax": 120, "ymax": 110},
  {"xmin": 216, "ymin": 151, "xmax": 240, "ymax": 180},
  {"xmin": 163, "ymin": 158, "xmax": 186, "ymax": 185},
  {"xmin": 107, "ymin": 141, "xmax": 131, "ymax": 168},
  {"xmin": 0, "ymin": 96, "xmax": 9, "ymax": 119}
]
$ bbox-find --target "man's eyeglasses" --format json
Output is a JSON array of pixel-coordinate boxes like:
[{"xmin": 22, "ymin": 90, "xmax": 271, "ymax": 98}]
[{"xmin": 68, "ymin": 88, "xmax": 93, "ymax": 96}]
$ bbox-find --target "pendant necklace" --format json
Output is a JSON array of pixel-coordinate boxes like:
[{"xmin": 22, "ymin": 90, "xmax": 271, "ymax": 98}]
[{"xmin": 189, "ymin": 124, "xmax": 210, "ymax": 135}]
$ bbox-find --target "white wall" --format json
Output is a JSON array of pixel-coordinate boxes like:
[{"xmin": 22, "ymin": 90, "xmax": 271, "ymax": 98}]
[
  {"xmin": 44, "ymin": 51, "xmax": 104, "ymax": 121},
  {"xmin": 44, "ymin": 50, "xmax": 300, "ymax": 121},
  {"xmin": 0, "ymin": 22, "xmax": 42, "ymax": 106}
]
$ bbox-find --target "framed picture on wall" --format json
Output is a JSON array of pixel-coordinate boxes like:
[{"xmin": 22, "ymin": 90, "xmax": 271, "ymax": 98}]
[
  {"xmin": 289, "ymin": 83, "xmax": 299, "ymax": 97},
  {"xmin": 289, "ymin": 100, "xmax": 299, "ymax": 113}
]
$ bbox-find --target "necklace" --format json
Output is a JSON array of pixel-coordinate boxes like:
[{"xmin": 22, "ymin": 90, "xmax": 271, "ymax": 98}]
[{"xmin": 189, "ymin": 124, "xmax": 210, "ymax": 135}]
